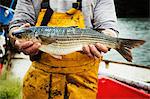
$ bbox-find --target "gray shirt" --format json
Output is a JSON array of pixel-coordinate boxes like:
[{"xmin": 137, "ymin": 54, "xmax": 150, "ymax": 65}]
[{"xmin": 9, "ymin": 0, "xmax": 118, "ymax": 31}]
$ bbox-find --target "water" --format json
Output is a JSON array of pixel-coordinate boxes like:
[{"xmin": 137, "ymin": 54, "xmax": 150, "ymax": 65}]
[{"xmin": 104, "ymin": 18, "xmax": 150, "ymax": 66}]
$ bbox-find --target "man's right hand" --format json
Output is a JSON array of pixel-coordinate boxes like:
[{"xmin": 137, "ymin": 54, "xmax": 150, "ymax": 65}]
[{"xmin": 10, "ymin": 23, "xmax": 41, "ymax": 55}]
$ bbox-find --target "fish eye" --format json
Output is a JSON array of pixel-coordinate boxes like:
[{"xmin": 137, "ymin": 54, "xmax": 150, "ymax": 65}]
[
  {"xmin": 16, "ymin": 34, "xmax": 22, "ymax": 39},
  {"xmin": 36, "ymin": 36, "xmax": 39, "ymax": 39},
  {"xmin": 26, "ymin": 29, "xmax": 33, "ymax": 33}
]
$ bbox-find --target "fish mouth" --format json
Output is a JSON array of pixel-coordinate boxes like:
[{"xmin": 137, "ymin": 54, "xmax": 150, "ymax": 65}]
[
  {"xmin": 12, "ymin": 29, "xmax": 33, "ymax": 36},
  {"xmin": 12, "ymin": 29, "xmax": 26, "ymax": 36}
]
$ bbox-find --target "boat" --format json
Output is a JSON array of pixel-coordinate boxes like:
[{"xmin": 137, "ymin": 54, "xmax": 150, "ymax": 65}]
[
  {"xmin": 99, "ymin": 59, "xmax": 150, "ymax": 82},
  {"xmin": 97, "ymin": 76, "xmax": 150, "ymax": 99},
  {"xmin": 97, "ymin": 59, "xmax": 150, "ymax": 98}
]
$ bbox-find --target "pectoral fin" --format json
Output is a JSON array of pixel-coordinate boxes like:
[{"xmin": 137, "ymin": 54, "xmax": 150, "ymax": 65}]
[
  {"xmin": 38, "ymin": 35, "xmax": 56, "ymax": 44},
  {"xmin": 50, "ymin": 54, "xmax": 63, "ymax": 59}
]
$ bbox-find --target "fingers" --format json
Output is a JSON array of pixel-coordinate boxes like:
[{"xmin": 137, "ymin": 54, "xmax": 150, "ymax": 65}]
[
  {"xmin": 15, "ymin": 40, "xmax": 41, "ymax": 55},
  {"xmin": 102, "ymin": 29, "xmax": 118, "ymax": 37},
  {"xmin": 23, "ymin": 42, "xmax": 41, "ymax": 55},
  {"xmin": 15, "ymin": 40, "xmax": 33, "ymax": 50},
  {"xmin": 89, "ymin": 44, "xmax": 101, "ymax": 58},
  {"xmin": 17, "ymin": 23, "xmax": 31, "ymax": 31},
  {"xmin": 83, "ymin": 43, "xmax": 108, "ymax": 59},
  {"xmin": 20, "ymin": 23, "xmax": 31, "ymax": 28},
  {"xmin": 95, "ymin": 43, "xmax": 108, "ymax": 53},
  {"xmin": 14, "ymin": 23, "xmax": 31, "ymax": 32},
  {"xmin": 83, "ymin": 45, "xmax": 93, "ymax": 58}
]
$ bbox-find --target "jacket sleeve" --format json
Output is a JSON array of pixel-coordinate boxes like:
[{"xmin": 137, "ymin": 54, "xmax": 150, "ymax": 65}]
[
  {"xmin": 9, "ymin": 0, "xmax": 36, "ymax": 30},
  {"xmin": 93, "ymin": 0, "xmax": 118, "ymax": 32}
]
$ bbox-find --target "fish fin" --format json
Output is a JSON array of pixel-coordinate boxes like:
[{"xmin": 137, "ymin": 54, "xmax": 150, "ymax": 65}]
[
  {"xmin": 116, "ymin": 47, "xmax": 132, "ymax": 62},
  {"xmin": 50, "ymin": 54, "xmax": 62, "ymax": 59},
  {"xmin": 39, "ymin": 46, "xmax": 62, "ymax": 59},
  {"xmin": 38, "ymin": 35, "xmax": 56, "ymax": 44},
  {"xmin": 116, "ymin": 38, "xmax": 145, "ymax": 62}
]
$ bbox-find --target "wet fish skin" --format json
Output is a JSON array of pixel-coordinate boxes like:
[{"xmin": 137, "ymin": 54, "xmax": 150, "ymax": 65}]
[{"xmin": 12, "ymin": 26, "xmax": 145, "ymax": 62}]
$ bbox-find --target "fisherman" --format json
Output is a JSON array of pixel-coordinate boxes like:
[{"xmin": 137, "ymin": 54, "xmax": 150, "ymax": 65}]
[{"xmin": 9, "ymin": 0, "xmax": 118, "ymax": 99}]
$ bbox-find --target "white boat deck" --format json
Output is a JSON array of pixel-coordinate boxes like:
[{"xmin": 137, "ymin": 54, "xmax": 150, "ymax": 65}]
[{"xmin": 99, "ymin": 61, "xmax": 150, "ymax": 82}]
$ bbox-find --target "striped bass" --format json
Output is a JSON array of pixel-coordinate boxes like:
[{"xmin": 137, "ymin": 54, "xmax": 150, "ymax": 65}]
[{"xmin": 12, "ymin": 26, "xmax": 145, "ymax": 62}]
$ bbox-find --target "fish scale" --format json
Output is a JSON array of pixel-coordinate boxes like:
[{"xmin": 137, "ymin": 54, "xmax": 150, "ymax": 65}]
[{"xmin": 12, "ymin": 26, "xmax": 145, "ymax": 62}]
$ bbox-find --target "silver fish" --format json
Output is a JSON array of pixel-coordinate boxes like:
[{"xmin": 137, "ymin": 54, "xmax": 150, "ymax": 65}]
[{"xmin": 12, "ymin": 26, "xmax": 145, "ymax": 62}]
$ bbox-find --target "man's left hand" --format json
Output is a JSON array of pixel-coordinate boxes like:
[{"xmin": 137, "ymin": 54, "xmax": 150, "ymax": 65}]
[
  {"xmin": 82, "ymin": 43, "xmax": 108, "ymax": 59},
  {"xmin": 82, "ymin": 29, "xmax": 118, "ymax": 59}
]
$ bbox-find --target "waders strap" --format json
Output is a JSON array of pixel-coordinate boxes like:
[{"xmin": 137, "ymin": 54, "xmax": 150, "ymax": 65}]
[
  {"xmin": 72, "ymin": 0, "xmax": 82, "ymax": 10},
  {"xmin": 77, "ymin": 0, "xmax": 82, "ymax": 10},
  {"xmin": 30, "ymin": 0, "xmax": 53, "ymax": 61},
  {"xmin": 40, "ymin": 0, "xmax": 54, "ymax": 26}
]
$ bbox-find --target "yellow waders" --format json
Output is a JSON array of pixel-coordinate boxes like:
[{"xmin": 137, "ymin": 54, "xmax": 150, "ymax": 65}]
[{"xmin": 23, "ymin": 0, "xmax": 101, "ymax": 99}]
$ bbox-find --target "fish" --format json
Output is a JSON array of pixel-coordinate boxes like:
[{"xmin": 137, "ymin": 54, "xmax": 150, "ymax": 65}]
[{"xmin": 12, "ymin": 26, "xmax": 145, "ymax": 62}]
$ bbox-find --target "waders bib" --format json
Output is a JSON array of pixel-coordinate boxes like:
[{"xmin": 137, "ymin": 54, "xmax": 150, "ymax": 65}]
[{"xmin": 23, "ymin": 0, "xmax": 101, "ymax": 99}]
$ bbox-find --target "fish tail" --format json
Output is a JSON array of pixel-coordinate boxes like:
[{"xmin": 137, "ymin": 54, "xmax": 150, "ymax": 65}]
[{"xmin": 116, "ymin": 38, "xmax": 145, "ymax": 62}]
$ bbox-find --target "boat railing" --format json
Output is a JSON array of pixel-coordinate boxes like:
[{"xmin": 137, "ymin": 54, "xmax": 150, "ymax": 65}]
[{"xmin": 102, "ymin": 59, "xmax": 150, "ymax": 69}]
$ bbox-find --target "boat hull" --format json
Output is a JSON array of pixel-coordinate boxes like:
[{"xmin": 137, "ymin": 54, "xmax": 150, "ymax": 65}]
[{"xmin": 97, "ymin": 76, "xmax": 150, "ymax": 99}]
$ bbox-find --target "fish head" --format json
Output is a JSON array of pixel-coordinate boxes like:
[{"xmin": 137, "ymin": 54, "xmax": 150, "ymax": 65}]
[{"xmin": 12, "ymin": 28, "xmax": 35, "ymax": 40}]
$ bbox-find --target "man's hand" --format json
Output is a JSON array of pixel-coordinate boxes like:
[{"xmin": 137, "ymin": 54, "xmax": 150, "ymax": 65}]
[
  {"xmin": 82, "ymin": 29, "xmax": 117, "ymax": 59},
  {"xmin": 83, "ymin": 43, "xmax": 108, "ymax": 59},
  {"xmin": 10, "ymin": 23, "xmax": 41, "ymax": 55},
  {"xmin": 15, "ymin": 39, "xmax": 41, "ymax": 55}
]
